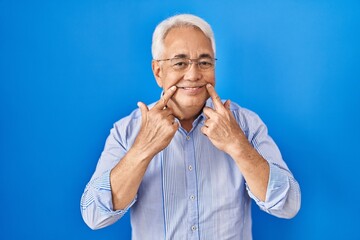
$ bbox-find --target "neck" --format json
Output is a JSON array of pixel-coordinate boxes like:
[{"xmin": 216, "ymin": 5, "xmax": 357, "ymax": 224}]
[
  {"xmin": 168, "ymin": 102, "xmax": 204, "ymax": 132},
  {"xmin": 179, "ymin": 119, "xmax": 196, "ymax": 132}
]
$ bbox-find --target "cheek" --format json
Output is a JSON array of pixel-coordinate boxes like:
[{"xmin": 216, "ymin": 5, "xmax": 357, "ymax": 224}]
[
  {"xmin": 207, "ymin": 78, "xmax": 215, "ymax": 85},
  {"xmin": 163, "ymin": 75, "xmax": 182, "ymax": 89},
  {"xmin": 205, "ymin": 74, "xmax": 215, "ymax": 85}
]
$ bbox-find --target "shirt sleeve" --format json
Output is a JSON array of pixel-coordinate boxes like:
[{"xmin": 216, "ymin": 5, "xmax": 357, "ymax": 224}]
[
  {"xmin": 80, "ymin": 170, "xmax": 137, "ymax": 229},
  {"xmin": 246, "ymin": 163, "xmax": 301, "ymax": 219},
  {"xmin": 237, "ymin": 108, "xmax": 301, "ymax": 219},
  {"xmin": 80, "ymin": 120, "xmax": 137, "ymax": 229}
]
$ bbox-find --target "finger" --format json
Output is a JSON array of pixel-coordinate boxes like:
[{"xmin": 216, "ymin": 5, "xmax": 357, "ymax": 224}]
[
  {"xmin": 203, "ymin": 118, "xmax": 210, "ymax": 128},
  {"xmin": 172, "ymin": 121, "xmax": 180, "ymax": 130},
  {"xmin": 201, "ymin": 126, "xmax": 208, "ymax": 136},
  {"xmin": 203, "ymin": 118, "xmax": 216, "ymax": 129},
  {"xmin": 137, "ymin": 102, "xmax": 149, "ymax": 121},
  {"xmin": 166, "ymin": 113, "xmax": 175, "ymax": 122},
  {"xmin": 160, "ymin": 108, "xmax": 175, "ymax": 118},
  {"xmin": 154, "ymin": 85, "xmax": 177, "ymax": 110},
  {"xmin": 223, "ymin": 99, "xmax": 231, "ymax": 110},
  {"xmin": 206, "ymin": 84, "xmax": 224, "ymax": 111},
  {"xmin": 203, "ymin": 106, "xmax": 216, "ymax": 119}
]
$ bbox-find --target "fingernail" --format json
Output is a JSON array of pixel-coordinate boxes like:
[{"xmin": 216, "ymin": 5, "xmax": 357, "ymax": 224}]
[
  {"xmin": 206, "ymin": 84, "xmax": 212, "ymax": 88},
  {"xmin": 170, "ymin": 86, "xmax": 176, "ymax": 90}
]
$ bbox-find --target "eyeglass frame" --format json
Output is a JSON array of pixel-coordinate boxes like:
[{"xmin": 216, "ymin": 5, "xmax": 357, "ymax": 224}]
[{"xmin": 155, "ymin": 56, "xmax": 217, "ymax": 72}]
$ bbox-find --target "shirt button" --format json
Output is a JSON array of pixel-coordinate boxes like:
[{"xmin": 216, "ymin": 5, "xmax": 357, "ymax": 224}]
[
  {"xmin": 188, "ymin": 165, "xmax": 193, "ymax": 171},
  {"xmin": 186, "ymin": 136, "xmax": 190, "ymax": 140},
  {"xmin": 190, "ymin": 195, "xmax": 195, "ymax": 201},
  {"xmin": 191, "ymin": 225, "xmax": 197, "ymax": 231}
]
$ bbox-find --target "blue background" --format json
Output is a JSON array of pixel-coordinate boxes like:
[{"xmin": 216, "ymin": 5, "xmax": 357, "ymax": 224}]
[{"xmin": 1, "ymin": 0, "xmax": 359, "ymax": 239}]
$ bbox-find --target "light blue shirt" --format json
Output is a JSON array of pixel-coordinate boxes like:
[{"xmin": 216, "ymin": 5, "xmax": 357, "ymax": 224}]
[{"xmin": 81, "ymin": 98, "xmax": 301, "ymax": 240}]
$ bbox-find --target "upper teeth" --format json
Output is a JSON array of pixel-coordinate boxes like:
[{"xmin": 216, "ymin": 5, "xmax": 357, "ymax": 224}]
[{"xmin": 183, "ymin": 87, "xmax": 200, "ymax": 90}]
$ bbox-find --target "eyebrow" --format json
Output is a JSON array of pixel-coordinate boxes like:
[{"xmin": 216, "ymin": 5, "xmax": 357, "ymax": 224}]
[
  {"xmin": 173, "ymin": 54, "xmax": 188, "ymax": 59},
  {"xmin": 198, "ymin": 53, "xmax": 213, "ymax": 59},
  {"xmin": 173, "ymin": 53, "xmax": 213, "ymax": 59}
]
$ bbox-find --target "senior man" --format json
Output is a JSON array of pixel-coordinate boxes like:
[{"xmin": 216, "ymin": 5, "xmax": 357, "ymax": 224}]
[{"xmin": 81, "ymin": 14, "xmax": 301, "ymax": 239}]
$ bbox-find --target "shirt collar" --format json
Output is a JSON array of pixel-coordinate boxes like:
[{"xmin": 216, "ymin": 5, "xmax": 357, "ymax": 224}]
[{"xmin": 190, "ymin": 97, "xmax": 215, "ymax": 129}]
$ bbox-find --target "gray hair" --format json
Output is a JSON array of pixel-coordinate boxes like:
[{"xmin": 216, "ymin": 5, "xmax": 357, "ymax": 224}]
[{"xmin": 151, "ymin": 14, "xmax": 216, "ymax": 59}]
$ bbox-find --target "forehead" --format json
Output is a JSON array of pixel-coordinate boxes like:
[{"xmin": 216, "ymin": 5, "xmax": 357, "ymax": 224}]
[{"xmin": 162, "ymin": 26, "xmax": 214, "ymax": 58}]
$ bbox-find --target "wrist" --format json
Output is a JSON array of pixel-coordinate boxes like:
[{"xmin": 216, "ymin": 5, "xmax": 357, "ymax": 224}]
[
  {"xmin": 225, "ymin": 133, "xmax": 250, "ymax": 158},
  {"xmin": 128, "ymin": 144, "xmax": 155, "ymax": 165}
]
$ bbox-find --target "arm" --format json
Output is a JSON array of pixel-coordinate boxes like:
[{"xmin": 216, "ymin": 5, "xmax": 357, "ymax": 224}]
[
  {"xmin": 201, "ymin": 84, "xmax": 300, "ymax": 218},
  {"xmin": 242, "ymin": 110, "xmax": 301, "ymax": 219},
  {"xmin": 81, "ymin": 86, "xmax": 179, "ymax": 229},
  {"xmin": 111, "ymin": 86, "xmax": 179, "ymax": 210}
]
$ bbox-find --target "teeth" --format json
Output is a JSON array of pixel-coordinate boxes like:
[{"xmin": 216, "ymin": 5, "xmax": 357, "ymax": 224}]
[{"xmin": 182, "ymin": 87, "xmax": 201, "ymax": 90}]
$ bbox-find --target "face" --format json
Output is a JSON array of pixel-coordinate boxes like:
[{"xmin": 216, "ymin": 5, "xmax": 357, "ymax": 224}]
[{"xmin": 152, "ymin": 26, "xmax": 215, "ymax": 120}]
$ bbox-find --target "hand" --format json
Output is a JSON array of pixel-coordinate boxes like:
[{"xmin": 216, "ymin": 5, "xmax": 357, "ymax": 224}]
[
  {"xmin": 202, "ymin": 84, "xmax": 270, "ymax": 202},
  {"xmin": 133, "ymin": 86, "xmax": 179, "ymax": 157},
  {"xmin": 201, "ymin": 84, "xmax": 248, "ymax": 155}
]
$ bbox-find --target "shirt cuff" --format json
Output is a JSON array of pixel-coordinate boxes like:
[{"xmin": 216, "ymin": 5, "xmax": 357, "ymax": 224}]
[
  {"xmin": 82, "ymin": 170, "xmax": 137, "ymax": 215},
  {"xmin": 246, "ymin": 163, "xmax": 290, "ymax": 212}
]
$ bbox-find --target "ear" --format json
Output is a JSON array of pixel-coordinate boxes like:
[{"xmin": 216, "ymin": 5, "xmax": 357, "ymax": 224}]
[{"xmin": 152, "ymin": 60, "xmax": 163, "ymax": 88}]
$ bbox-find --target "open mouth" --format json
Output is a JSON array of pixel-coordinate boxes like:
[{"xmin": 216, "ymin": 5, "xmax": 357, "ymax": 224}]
[
  {"xmin": 178, "ymin": 85, "xmax": 205, "ymax": 90},
  {"xmin": 175, "ymin": 85, "xmax": 206, "ymax": 95}
]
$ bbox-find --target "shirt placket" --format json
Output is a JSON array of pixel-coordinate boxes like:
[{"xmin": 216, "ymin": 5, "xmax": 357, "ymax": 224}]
[{"xmin": 185, "ymin": 132, "xmax": 200, "ymax": 240}]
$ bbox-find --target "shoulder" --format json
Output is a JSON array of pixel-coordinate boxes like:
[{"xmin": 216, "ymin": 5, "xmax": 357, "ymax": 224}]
[
  {"xmin": 112, "ymin": 102, "xmax": 156, "ymax": 139},
  {"xmin": 227, "ymin": 100, "xmax": 266, "ymax": 132},
  {"xmin": 228, "ymin": 101, "xmax": 260, "ymax": 120}
]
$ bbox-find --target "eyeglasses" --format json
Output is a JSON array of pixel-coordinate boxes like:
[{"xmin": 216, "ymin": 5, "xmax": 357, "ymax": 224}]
[{"xmin": 156, "ymin": 57, "xmax": 217, "ymax": 71}]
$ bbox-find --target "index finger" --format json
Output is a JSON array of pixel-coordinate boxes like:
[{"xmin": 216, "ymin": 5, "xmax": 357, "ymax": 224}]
[
  {"xmin": 154, "ymin": 85, "xmax": 177, "ymax": 109},
  {"xmin": 206, "ymin": 84, "xmax": 223, "ymax": 110}
]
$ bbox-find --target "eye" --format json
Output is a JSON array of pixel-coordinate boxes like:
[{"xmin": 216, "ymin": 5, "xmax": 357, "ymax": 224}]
[
  {"xmin": 198, "ymin": 59, "xmax": 214, "ymax": 68},
  {"xmin": 171, "ymin": 58, "xmax": 189, "ymax": 70}
]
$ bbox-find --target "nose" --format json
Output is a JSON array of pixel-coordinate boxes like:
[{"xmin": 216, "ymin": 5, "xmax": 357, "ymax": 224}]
[{"xmin": 183, "ymin": 62, "xmax": 202, "ymax": 81}]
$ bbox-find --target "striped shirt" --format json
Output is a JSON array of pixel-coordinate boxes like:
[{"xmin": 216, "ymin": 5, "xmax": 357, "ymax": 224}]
[{"xmin": 80, "ymin": 98, "xmax": 301, "ymax": 239}]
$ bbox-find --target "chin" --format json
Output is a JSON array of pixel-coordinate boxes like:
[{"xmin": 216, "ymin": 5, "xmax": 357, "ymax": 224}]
[{"xmin": 178, "ymin": 97, "xmax": 207, "ymax": 108}]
